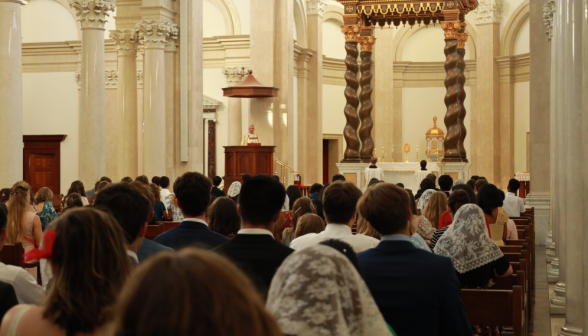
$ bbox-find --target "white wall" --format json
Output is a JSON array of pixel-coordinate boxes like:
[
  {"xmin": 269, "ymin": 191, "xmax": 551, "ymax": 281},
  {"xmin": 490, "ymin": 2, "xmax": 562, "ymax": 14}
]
[
  {"xmin": 322, "ymin": 20, "xmax": 346, "ymax": 59},
  {"xmin": 402, "ymin": 26, "xmax": 472, "ymax": 61},
  {"xmin": 22, "ymin": 0, "xmax": 78, "ymax": 43},
  {"xmin": 402, "ymin": 86, "xmax": 472, "ymax": 161},
  {"xmin": 322, "ymin": 84, "xmax": 346, "ymax": 135},
  {"xmin": 22, "ymin": 73, "xmax": 79, "ymax": 193},
  {"xmin": 513, "ymin": 17, "xmax": 530, "ymax": 55},
  {"xmin": 514, "ymin": 82, "xmax": 530, "ymax": 173},
  {"xmin": 233, "ymin": 0, "xmax": 250, "ymax": 35},
  {"xmin": 203, "ymin": 69, "xmax": 229, "ymax": 177},
  {"xmin": 204, "ymin": 0, "xmax": 227, "ymax": 37},
  {"xmin": 500, "ymin": 0, "xmax": 526, "ymax": 34}
]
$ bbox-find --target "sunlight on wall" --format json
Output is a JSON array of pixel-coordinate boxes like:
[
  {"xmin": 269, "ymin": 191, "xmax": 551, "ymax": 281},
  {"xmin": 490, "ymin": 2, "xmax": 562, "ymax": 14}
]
[
  {"xmin": 22, "ymin": 0, "xmax": 78, "ymax": 43},
  {"xmin": 513, "ymin": 17, "xmax": 530, "ymax": 55},
  {"xmin": 322, "ymin": 84, "xmax": 346, "ymax": 134}
]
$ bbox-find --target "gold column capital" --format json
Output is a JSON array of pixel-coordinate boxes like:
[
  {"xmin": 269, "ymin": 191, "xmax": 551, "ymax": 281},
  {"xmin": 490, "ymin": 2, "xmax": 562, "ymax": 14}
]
[
  {"xmin": 358, "ymin": 36, "xmax": 376, "ymax": 52},
  {"xmin": 440, "ymin": 21, "xmax": 465, "ymax": 39},
  {"xmin": 341, "ymin": 25, "xmax": 360, "ymax": 42},
  {"xmin": 457, "ymin": 32, "xmax": 468, "ymax": 49}
]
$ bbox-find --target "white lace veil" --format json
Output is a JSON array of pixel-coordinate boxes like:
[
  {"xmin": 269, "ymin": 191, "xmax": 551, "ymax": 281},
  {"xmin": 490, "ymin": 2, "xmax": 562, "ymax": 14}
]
[
  {"xmin": 227, "ymin": 181, "xmax": 241, "ymax": 198},
  {"xmin": 266, "ymin": 245, "xmax": 392, "ymax": 336},
  {"xmin": 417, "ymin": 189, "xmax": 435, "ymax": 212},
  {"xmin": 433, "ymin": 204, "xmax": 504, "ymax": 273}
]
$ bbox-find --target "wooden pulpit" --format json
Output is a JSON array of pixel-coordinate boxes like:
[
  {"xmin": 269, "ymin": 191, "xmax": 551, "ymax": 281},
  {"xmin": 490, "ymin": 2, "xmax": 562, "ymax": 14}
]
[{"xmin": 223, "ymin": 146, "xmax": 275, "ymax": 191}]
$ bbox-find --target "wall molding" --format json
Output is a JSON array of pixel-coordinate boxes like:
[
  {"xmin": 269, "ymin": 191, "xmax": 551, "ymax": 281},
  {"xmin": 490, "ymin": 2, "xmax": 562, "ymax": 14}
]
[{"xmin": 500, "ymin": 0, "xmax": 530, "ymax": 56}]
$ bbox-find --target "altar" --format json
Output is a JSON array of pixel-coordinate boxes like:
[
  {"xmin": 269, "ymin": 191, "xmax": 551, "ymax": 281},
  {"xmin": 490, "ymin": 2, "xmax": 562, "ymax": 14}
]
[{"xmin": 336, "ymin": 162, "xmax": 439, "ymax": 191}]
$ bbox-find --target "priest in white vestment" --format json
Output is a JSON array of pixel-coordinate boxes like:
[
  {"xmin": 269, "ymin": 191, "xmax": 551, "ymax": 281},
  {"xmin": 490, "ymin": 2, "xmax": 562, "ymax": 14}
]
[
  {"xmin": 364, "ymin": 157, "xmax": 385, "ymax": 187},
  {"xmin": 241, "ymin": 124, "xmax": 261, "ymax": 145}
]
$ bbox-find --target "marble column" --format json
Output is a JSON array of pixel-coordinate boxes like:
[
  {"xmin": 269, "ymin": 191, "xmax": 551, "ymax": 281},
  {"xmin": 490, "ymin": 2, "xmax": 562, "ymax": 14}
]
[
  {"xmin": 135, "ymin": 20, "xmax": 177, "ymax": 178},
  {"xmin": 69, "ymin": 0, "xmax": 115, "ymax": 186},
  {"xmin": 165, "ymin": 41, "xmax": 177, "ymax": 178},
  {"xmin": 550, "ymin": 0, "xmax": 567, "ymax": 314},
  {"xmin": 137, "ymin": 69, "xmax": 144, "ymax": 176},
  {"xmin": 559, "ymin": 0, "xmax": 584, "ymax": 333},
  {"xmin": 0, "ymin": 0, "xmax": 25, "ymax": 187},
  {"xmin": 475, "ymin": 0, "xmax": 502, "ymax": 186},
  {"xmin": 222, "ymin": 67, "xmax": 249, "ymax": 146},
  {"xmin": 110, "ymin": 30, "xmax": 139, "ymax": 179},
  {"xmin": 302, "ymin": 0, "xmax": 325, "ymax": 183},
  {"xmin": 104, "ymin": 70, "xmax": 119, "ymax": 180},
  {"xmin": 526, "ymin": 0, "xmax": 552, "ymax": 247},
  {"xmin": 296, "ymin": 49, "xmax": 312, "ymax": 177}
]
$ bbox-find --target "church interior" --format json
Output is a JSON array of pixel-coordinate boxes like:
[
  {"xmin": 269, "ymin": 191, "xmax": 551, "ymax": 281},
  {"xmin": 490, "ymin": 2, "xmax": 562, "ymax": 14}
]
[{"xmin": 1, "ymin": 0, "xmax": 588, "ymax": 334}]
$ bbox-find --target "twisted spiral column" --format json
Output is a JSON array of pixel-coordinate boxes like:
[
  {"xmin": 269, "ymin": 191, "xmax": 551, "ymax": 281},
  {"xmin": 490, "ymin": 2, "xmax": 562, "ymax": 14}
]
[
  {"xmin": 441, "ymin": 21, "xmax": 467, "ymax": 162},
  {"xmin": 358, "ymin": 35, "xmax": 376, "ymax": 163},
  {"xmin": 341, "ymin": 25, "xmax": 361, "ymax": 163},
  {"xmin": 456, "ymin": 31, "xmax": 468, "ymax": 162}
]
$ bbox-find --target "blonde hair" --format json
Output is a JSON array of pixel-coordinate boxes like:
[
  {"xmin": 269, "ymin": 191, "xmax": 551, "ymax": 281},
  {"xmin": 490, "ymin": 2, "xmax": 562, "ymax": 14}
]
[
  {"xmin": 283, "ymin": 197, "xmax": 315, "ymax": 239},
  {"xmin": 6, "ymin": 181, "xmax": 31, "ymax": 245},
  {"xmin": 356, "ymin": 215, "xmax": 382, "ymax": 240},
  {"xmin": 295, "ymin": 214, "xmax": 325, "ymax": 238},
  {"xmin": 422, "ymin": 191, "xmax": 448, "ymax": 229},
  {"xmin": 35, "ymin": 187, "xmax": 54, "ymax": 204}
]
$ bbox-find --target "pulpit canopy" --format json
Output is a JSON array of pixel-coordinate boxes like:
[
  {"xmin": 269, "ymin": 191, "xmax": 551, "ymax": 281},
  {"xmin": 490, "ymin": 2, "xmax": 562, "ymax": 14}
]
[{"xmin": 222, "ymin": 70, "xmax": 279, "ymax": 98}]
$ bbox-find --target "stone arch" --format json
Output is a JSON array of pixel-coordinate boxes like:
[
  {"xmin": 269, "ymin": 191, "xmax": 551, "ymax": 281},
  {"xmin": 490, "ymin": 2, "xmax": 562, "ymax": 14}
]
[
  {"xmin": 500, "ymin": 0, "xmax": 529, "ymax": 56},
  {"xmin": 211, "ymin": 0, "xmax": 241, "ymax": 35},
  {"xmin": 322, "ymin": 4, "xmax": 343, "ymax": 25},
  {"xmin": 28, "ymin": 0, "xmax": 82, "ymax": 39},
  {"xmin": 392, "ymin": 18, "xmax": 477, "ymax": 61},
  {"xmin": 294, "ymin": 0, "xmax": 307, "ymax": 47}
]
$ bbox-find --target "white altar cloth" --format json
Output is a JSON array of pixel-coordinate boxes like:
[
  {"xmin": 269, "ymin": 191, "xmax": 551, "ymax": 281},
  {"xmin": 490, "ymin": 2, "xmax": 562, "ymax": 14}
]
[
  {"xmin": 376, "ymin": 162, "xmax": 439, "ymax": 191},
  {"xmin": 378, "ymin": 162, "xmax": 439, "ymax": 172}
]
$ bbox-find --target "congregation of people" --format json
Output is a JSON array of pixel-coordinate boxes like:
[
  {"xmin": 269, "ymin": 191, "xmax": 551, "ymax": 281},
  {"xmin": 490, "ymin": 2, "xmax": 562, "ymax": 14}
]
[{"xmin": 0, "ymin": 159, "xmax": 530, "ymax": 336}]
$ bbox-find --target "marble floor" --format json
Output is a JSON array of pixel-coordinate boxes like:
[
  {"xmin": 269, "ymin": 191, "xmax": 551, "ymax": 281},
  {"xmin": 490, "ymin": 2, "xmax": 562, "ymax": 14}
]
[{"xmin": 532, "ymin": 246, "xmax": 552, "ymax": 336}]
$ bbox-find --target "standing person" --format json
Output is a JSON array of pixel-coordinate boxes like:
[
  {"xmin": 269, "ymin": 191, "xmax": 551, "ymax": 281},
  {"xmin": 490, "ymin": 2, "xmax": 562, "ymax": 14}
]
[
  {"xmin": 241, "ymin": 124, "xmax": 261, "ymax": 145},
  {"xmin": 0, "ymin": 205, "xmax": 44, "ymax": 304},
  {"xmin": 211, "ymin": 176, "xmax": 226, "ymax": 198},
  {"xmin": 33, "ymin": 187, "xmax": 58, "ymax": 231},
  {"xmin": 503, "ymin": 178, "xmax": 526, "ymax": 217},
  {"xmin": 289, "ymin": 182, "xmax": 380, "ymax": 253},
  {"xmin": 149, "ymin": 184, "xmax": 167, "ymax": 222},
  {"xmin": 151, "ymin": 176, "xmax": 161, "ymax": 188},
  {"xmin": 364, "ymin": 156, "xmax": 385, "ymax": 186},
  {"xmin": 214, "ymin": 176, "xmax": 293, "ymax": 299},
  {"xmin": 111, "ymin": 249, "xmax": 283, "ymax": 336},
  {"xmin": 357, "ymin": 183, "xmax": 471, "ymax": 336},
  {"xmin": 154, "ymin": 173, "xmax": 229, "ymax": 250},
  {"xmin": 62, "ymin": 180, "xmax": 89, "ymax": 209},
  {"xmin": 6, "ymin": 182, "xmax": 43, "ymax": 278},
  {"xmin": 159, "ymin": 176, "xmax": 171, "ymax": 203},
  {"xmin": 286, "ymin": 185, "xmax": 301, "ymax": 212},
  {"xmin": 308, "ymin": 183, "xmax": 322, "ymax": 202},
  {"xmin": 267, "ymin": 245, "xmax": 393, "ymax": 336},
  {"xmin": 0, "ymin": 208, "xmax": 132, "ymax": 336}
]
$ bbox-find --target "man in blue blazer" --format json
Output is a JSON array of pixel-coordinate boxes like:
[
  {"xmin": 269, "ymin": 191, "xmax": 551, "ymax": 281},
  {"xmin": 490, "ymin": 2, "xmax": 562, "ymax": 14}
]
[
  {"xmin": 357, "ymin": 183, "xmax": 471, "ymax": 336},
  {"xmin": 154, "ymin": 172, "xmax": 228, "ymax": 250}
]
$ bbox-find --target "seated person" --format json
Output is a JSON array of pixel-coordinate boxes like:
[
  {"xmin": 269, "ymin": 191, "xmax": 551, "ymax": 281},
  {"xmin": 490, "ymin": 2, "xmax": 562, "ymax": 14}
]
[
  {"xmin": 433, "ymin": 204, "xmax": 513, "ymax": 288},
  {"xmin": 214, "ymin": 176, "xmax": 293, "ymax": 299},
  {"xmin": 438, "ymin": 175, "xmax": 453, "ymax": 197},
  {"xmin": 357, "ymin": 183, "xmax": 471, "ymax": 336},
  {"xmin": 430, "ymin": 190, "xmax": 471, "ymax": 250},
  {"xmin": 154, "ymin": 173, "xmax": 229, "ymax": 250},
  {"xmin": 477, "ymin": 184, "xmax": 518, "ymax": 246},
  {"xmin": 308, "ymin": 183, "xmax": 322, "ymax": 202},
  {"xmin": 438, "ymin": 184, "xmax": 477, "ymax": 229},
  {"xmin": 210, "ymin": 176, "xmax": 226, "ymax": 198},
  {"xmin": 414, "ymin": 177, "xmax": 437, "ymax": 200},
  {"xmin": 503, "ymin": 178, "xmax": 526, "ymax": 217},
  {"xmin": 95, "ymin": 183, "xmax": 173, "ymax": 265},
  {"xmin": 289, "ymin": 182, "xmax": 379, "ymax": 253}
]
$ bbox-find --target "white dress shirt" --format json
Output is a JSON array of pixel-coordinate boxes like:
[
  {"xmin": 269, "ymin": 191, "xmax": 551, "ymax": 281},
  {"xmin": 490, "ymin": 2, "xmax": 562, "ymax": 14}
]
[
  {"xmin": 503, "ymin": 192, "xmax": 525, "ymax": 217},
  {"xmin": 160, "ymin": 189, "xmax": 172, "ymax": 207},
  {"xmin": 127, "ymin": 250, "xmax": 139, "ymax": 266},
  {"xmin": 289, "ymin": 224, "xmax": 380, "ymax": 253},
  {"xmin": 0, "ymin": 262, "xmax": 44, "ymax": 304}
]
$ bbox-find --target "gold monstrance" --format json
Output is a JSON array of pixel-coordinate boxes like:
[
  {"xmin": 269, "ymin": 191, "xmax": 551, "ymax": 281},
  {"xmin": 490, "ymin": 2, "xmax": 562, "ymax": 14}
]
[{"xmin": 402, "ymin": 143, "xmax": 412, "ymax": 163}]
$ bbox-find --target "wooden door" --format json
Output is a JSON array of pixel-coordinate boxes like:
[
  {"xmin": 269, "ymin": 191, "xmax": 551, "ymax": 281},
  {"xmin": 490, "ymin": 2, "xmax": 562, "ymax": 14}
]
[{"xmin": 29, "ymin": 154, "xmax": 57, "ymax": 194}]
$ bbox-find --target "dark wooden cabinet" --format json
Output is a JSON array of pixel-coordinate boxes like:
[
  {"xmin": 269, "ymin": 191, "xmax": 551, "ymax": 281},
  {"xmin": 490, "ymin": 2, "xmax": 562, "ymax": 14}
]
[{"xmin": 223, "ymin": 146, "xmax": 275, "ymax": 192}]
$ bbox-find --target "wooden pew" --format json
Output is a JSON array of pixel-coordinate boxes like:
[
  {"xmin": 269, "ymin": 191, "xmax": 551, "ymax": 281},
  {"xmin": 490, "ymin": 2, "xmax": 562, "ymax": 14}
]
[
  {"xmin": 0, "ymin": 243, "xmax": 41, "ymax": 285},
  {"xmin": 461, "ymin": 286, "xmax": 525, "ymax": 336},
  {"xmin": 158, "ymin": 221, "xmax": 180, "ymax": 232},
  {"xmin": 145, "ymin": 224, "xmax": 163, "ymax": 240}
]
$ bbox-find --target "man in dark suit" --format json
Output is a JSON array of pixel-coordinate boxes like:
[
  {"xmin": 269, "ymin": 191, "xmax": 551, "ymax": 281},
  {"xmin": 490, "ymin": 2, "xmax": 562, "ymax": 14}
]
[
  {"xmin": 214, "ymin": 175, "xmax": 293, "ymax": 299},
  {"xmin": 211, "ymin": 176, "xmax": 226, "ymax": 198},
  {"xmin": 154, "ymin": 172, "xmax": 228, "ymax": 250},
  {"xmin": 94, "ymin": 183, "xmax": 172, "ymax": 266},
  {"xmin": 357, "ymin": 183, "xmax": 470, "ymax": 336}
]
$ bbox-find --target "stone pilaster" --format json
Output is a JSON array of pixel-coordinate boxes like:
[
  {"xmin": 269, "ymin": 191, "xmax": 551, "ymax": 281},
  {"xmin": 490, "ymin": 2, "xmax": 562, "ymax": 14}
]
[
  {"xmin": 165, "ymin": 40, "xmax": 177, "ymax": 179},
  {"xmin": 0, "ymin": 0, "xmax": 25, "ymax": 187},
  {"xmin": 110, "ymin": 29, "xmax": 139, "ymax": 179},
  {"xmin": 135, "ymin": 20, "xmax": 177, "ymax": 178},
  {"xmin": 70, "ymin": 0, "xmax": 115, "ymax": 186},
  {"xmin": 475, "ymin": 0, "xmax": 502, "ymax": 186},
  {"xmin": 222, "ymin": 66, "xmax": 249, "ymax": 146}
]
